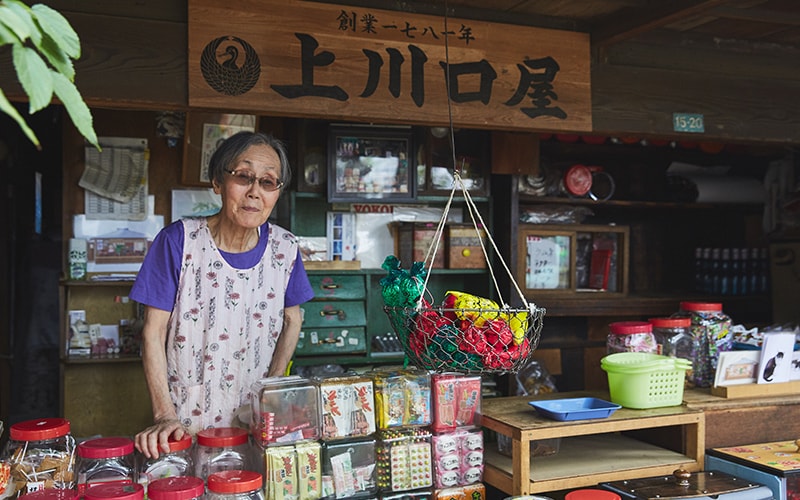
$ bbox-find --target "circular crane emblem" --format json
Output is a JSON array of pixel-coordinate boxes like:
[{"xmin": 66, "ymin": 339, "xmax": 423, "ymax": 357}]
[{"xmin": 200, "ymin": 36, "xmax": 260, "ymax": 96}]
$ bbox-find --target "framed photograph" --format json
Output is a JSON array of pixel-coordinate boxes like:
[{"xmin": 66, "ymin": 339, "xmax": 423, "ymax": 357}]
[
  {"xmin": 328, "ymin": 125, "xmax": 415, "ymax": 202},
  {"xmin": 758, "ymin": 332, "xmax": 796, "ymax": 384},
  {"xmin": 182, "ymin": 112, "xmax": 257, "ymax": 186}
]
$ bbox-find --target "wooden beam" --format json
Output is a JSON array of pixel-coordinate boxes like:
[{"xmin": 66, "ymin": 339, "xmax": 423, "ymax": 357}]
[
  {"xmin": 592, "ymin": 0, "xmax": 734, "ymax": 49},
  {"xmin": 710, "ymin": 6, "xmax": 800, "ymax": 26}
]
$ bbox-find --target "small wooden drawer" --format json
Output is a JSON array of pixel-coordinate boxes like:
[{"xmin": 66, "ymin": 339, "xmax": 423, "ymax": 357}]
[
  {"xmin": 295, "ymin": 327, "xmax": 367, "ymax": 355},
  {"xmin": 308, "ymin": 274, "xmax": 366, "ymax": 300},
  {"xmin": 301, "ymin": 300, "xmax": 366, "ymax": 328}
]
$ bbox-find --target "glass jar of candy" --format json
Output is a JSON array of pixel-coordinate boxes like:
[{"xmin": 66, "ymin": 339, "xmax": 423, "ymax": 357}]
[
  {"xmin": 649, "ymin": 317, "xmax": 692, "ymax": 359},
  {"xmin": 147, "ymin": 476, "xmax": 205, "ymax": 500},
  {"xmin": 674, "ymin": 301, "xmax": 732, "ymax": 388},
  {"xmin": 193, "ymin": 428, "xmax": 250, "ymax": 481},
  {"xmin": 76, "ymin": 437, "xmax": 137, "ymax": 495},
  {"xmin": 206, "ymin": 470, "xmax": 264, "ymax": 500},
  {"xmin": 84, "ymin": 483, "xmax": 143, "ymax": 500},
  {"xmin": 138, "ymin": 434, "xmax": 194, "ymax": 491},
  {"xmin": 1, "ymin": 417, "xmax": 76, "ymax": 497},
  {"xmin": 606, "ymin": 321, "xmax": 657, "ymax": 354}
]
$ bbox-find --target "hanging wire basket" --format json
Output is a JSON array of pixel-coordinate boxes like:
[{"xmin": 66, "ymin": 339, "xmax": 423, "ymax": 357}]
[
  {"xmin": 384, "ymin": 302, "xmax": 545, "ymax": 374},
  {"xmin": 381, "ymin": 171, "xmax": 546, "ymax": 375}
]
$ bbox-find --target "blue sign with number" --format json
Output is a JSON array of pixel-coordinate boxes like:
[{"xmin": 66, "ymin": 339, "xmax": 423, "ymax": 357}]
[{"xmin": 673, "ymin": 113, "xmax": 705, "ymax": 133}]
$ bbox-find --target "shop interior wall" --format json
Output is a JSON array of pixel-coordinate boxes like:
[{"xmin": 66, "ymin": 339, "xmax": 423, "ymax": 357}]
[{"xmin": 0, "ymin": 2, "xmax": 797, "ymax": 430}]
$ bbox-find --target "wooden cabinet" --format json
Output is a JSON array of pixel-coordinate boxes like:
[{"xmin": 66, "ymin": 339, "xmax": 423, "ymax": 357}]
[
  {"xmin": 480, "ymin": 393, "xmax": 705, "ymax": 495},
  {"xmin": 59, "ymin": 280, "xmax": 151, "ymax": 436},
  {"xmin": 492, "ymin": 136, "xmax": 780, "ymax": 390}
]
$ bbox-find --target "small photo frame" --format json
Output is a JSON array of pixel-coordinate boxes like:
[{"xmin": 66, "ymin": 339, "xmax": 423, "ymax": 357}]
[
  {"xmin": 328, "ymin": 125, "xmax": 415, "ymax": 202},
  {"xmin": 182, "ymin": 112, "xmax": 257, "ymax": 186},
  {"xmin": 714, "ymin": 351, "xmax": 760, "ymax": 387}
]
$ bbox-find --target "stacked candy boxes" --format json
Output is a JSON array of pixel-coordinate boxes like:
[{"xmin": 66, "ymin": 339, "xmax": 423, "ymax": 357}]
[
  {"xmin": 316, "ymin": 375, "xmax": 379, "ymax": 500},
  {"xmin": 372, "ymin": 369, "xmax": 486, "ymax": 500},
  {"xmin": 250, "ymin": 376, "xmax": 324, "ymax": 500}
]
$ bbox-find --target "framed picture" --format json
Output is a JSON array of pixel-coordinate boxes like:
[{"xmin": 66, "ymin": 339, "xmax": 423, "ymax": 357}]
[
  {"xmin": 417, "ymin": 127, "xmax": 490, "ymax": 197},
  {"xmin": 714, "ymin": 350, "xmax": 760, "ymax": 387},
  {"xmin": 295, "ymin": 119, "xmax": 328, "ymax": 193},
  {"xmin": 181, "ymin": 112, "xmax": 258, "ymax": 186},
  {"xmin": 328, "ymin": 125, "xmax": 415, "ymax": 202},
  {"xmin": 518, "ymin": 227, "xmax": 574, "ymax": 292},
  {"xmin": 517, "ymin": 224, "xmax": 629, "ymax": 297}
]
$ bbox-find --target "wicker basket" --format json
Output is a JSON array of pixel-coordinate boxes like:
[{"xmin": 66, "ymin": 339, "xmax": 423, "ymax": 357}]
[{"xmin": 384, "ymin": 304, "xmax": 545, "ymax": 374}]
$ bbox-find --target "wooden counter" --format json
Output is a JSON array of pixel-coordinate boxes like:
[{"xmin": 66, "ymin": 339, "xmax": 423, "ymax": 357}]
[
  {"xmin": 480, "ymin": 392, "xmax": 705, "ymax": 495},
  {"xmin": 683, "ymin": 387, "xmax": 800, "ymax": 449}
]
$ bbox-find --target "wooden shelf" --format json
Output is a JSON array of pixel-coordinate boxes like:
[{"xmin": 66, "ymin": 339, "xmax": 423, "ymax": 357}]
[
  {"xmin": 532, "ymin": 293, "xmax": 769, "ymax": 317},
  {"xmin": 480, "ymin": 393, "xmax": 705, "ymax": 495},
  {"xmin": 517, "ymin": 194, "xmax": 764, "ymax": 211}
]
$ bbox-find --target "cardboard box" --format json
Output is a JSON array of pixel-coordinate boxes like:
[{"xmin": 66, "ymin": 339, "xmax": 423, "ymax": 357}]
[
  {"xmin": 414, "ymin": 222, "xmax": 445, "ymax": 268},
  {"xmin": 447, "ymin": 224, "xmax": 487, "ymax": 269}
]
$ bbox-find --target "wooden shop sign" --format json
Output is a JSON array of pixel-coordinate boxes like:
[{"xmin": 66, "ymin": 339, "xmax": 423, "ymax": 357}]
[{"xmin": 188, "ymin": 0, "xmax": 591, "ymax": 132}]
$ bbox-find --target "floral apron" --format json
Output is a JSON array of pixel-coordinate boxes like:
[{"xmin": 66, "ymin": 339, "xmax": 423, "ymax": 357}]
[{"xmin": 166, "ymin": 217, "xmax": 298, "ymax": 433}]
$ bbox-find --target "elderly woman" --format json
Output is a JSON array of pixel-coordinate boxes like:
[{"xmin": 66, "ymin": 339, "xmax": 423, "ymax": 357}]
[{"xmin": 131, "ymin": 131, "xmax": 314, "ymax": 458}]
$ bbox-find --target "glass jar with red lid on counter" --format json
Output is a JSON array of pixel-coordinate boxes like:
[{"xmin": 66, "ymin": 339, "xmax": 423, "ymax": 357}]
[
  {"xmin": 606, "ymin": 321, "xmax": 657, "ymax": 354},
  {"xmin": 1, "ymin": 417, "xmax": 76, "ymax": 497}
]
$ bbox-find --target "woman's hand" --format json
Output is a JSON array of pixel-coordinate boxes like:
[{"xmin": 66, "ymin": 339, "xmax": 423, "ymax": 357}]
[{"xmin": 134, "ymin": 417, "xmax": 187, "ymax": 459}]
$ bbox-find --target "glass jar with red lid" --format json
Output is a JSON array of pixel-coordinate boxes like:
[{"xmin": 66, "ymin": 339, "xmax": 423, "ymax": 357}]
[
  {"xmin": 76, "ymin": 437, "xmax": 136, "ymax": 495},
  {"xmin": 674, "ymin": 301, "xmax": 732, "ymax": 388},
  {"xmin": 649, "ymin": 317, "xmax": 692, "ymax": 359},
  {"xmin": 193, "ymin": 428, "xmax": 251, "ymax": 481},
  {"xmin": 138, "ymin": 434, "xmax": 194, "ymax": 491},
  {"xmin": 17, "ymin": 489, "xmax": 79, "ymax": 500},
  {"xmin": 206, "ymin": 470, "xmax": 264, "ymax": 500},
  {"xmin": 84, "ymin": 483, "xmax": 143, "ymax": 500},
  {"xmin": 147, "ymin": 476, "xmax": 205, "ymax": 500},
  {"xmin": 1, "ymin": 417, "xmax": 76, "ymax": 497},
  {"xmin": 606, "ymin": 321, "xmax": 657, "ymax": 354}
]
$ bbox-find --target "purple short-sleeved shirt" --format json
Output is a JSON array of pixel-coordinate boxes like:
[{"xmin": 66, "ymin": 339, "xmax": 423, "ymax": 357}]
[{"xmin": 130, "ymin": 219, "xmax": 314, "ymax": 311}]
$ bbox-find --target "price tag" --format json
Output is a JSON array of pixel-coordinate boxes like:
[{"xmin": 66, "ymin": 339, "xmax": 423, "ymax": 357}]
[{"xmin": 673, "ymin": 113, "xmax": 705, "ymax": 133}]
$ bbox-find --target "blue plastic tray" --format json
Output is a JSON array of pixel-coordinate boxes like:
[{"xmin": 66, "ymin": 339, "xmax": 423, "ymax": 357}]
[{"xmin": 528, "ymin": 397, "xmax": 621, "ymax": 421}]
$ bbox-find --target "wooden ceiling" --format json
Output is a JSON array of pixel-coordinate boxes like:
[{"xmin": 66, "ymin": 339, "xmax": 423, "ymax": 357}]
[{"xmin": 354, "ymin": 0, "xmax": 800, "ymax": 48}]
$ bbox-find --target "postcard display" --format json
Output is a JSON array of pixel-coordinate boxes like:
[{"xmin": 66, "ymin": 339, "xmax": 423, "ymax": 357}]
[{"xmin": 250, "ymin": 371, "xmax": 486, "ymax": 500}]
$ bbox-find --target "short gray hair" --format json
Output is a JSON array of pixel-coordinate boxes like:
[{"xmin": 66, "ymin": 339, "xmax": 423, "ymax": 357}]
[{"xmin": 207, "ymin": 131, "xmax": 291, "ymax": 190}]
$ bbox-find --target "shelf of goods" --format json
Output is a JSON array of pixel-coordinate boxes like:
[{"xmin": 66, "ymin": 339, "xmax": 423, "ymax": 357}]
[{"xmin": 480, "ymin": 393, "xmax": 704, "ymax": 495}]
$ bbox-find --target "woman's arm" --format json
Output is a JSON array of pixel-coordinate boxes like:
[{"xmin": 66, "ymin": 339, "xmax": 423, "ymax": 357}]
[
  {"xmin": 134, "ymin": 305, "xmax": 185, "ymax": 459},
  {"xmin": 267, "ymin": 305, "xmax": 302, "ymax": 377}
]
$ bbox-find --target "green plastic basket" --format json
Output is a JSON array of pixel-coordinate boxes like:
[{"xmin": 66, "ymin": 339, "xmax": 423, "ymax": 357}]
[{"xmin": 601, "ymin": 353, "xmax": 691, "ymax": 409}]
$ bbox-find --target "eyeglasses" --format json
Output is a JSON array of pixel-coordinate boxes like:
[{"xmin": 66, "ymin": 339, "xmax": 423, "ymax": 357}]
[{"xmin": 224, "ymin": 169, "xmax": 284, "ymax": 191}]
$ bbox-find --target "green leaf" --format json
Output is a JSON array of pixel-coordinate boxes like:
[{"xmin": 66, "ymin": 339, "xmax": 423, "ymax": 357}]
[
  {"xmin": 13, "ymin": 44, "xmax": 53, "ymax": 113},
  {"xmin": 0, "ymin": 87, "xmax": 40, "ymax": 148},
  {"xmin": 36, "ymin": 31, "xmax": 74, "ymax": 80},
  {"xmin": 0, "ymin": 4, "xmax": 30, "ymax": 42},
  {"xmin": 5, "ymin": 0, "xmax": 38, "ymax": 46},
  {"xmin": 31, "ymin": 3, "xmax": 79, "ymax": 59},
  {"xmin": 0, "ymin": 19, "xmax": 18, "ymax": 45},
  {"xmin": 52, "ymin": 70, "xmax": 98, "ymax": 149}
]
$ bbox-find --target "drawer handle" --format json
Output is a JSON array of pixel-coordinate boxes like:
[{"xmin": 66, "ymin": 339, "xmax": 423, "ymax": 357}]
[
  {"xmin": 320, "ymin": 337, "xmax": 339, "ymax": 344},
  {"xmin": 321, "ymin": 283, "xmax": 341, "ymax": 289},
  {"xmin": 320, "ymin": 309, "xmax": 346, "ymax": 320}
]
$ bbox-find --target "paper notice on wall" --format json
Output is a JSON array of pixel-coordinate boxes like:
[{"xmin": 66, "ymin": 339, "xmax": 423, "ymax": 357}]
[
  {"xmin": 80, "ymin": 137, "xmax": 149, "ymax": 207},
  {"xmin": 526, "ymin": 236, "xmax": 561, "ymax": 289}
]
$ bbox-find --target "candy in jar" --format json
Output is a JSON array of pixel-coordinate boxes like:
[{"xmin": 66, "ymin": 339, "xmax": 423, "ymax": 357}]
[
  {"xmin": 0, "ymin": 417, "xmax": 76, "ymax": 497},
  {"xmin": 606, "ymin": 321, "xmax": 657, "ymax": 354}
]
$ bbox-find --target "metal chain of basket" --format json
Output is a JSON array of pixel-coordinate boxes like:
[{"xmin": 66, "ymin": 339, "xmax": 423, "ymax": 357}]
[{"xmin": 383, "ymin": 171, "xmax": 546, "ymax": 375}]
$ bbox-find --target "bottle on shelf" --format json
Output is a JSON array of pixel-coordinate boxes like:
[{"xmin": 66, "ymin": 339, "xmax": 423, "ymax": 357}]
[
  {"xmin": 710, "ymin": 248, "xmax": 722, "ymax": 295},
  {"xmin": 739, "ymin": 248, "xmax": 749, "ymax": 295},
  {"xmin": 719, "ymin": 247, "xmax": 730, "ymax": 295},
  {"xmin": 730, "ymin": 247, "xmax": 741, "ymax": 296}
]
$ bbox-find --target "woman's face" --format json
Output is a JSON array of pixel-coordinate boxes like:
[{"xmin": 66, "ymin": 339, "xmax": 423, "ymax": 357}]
[{"xmin": 213, "ymin": 143, "xmax": 282, "ymax": 229}]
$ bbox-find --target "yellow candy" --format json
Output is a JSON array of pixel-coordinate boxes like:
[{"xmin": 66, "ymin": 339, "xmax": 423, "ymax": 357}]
[
  {"xmin": 444, "ymin": 290, "xmax": 500, "ymax": 328},
  {"xmin": 506, "ymin": 311, "xmax": 529, "ymax": 345}
]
